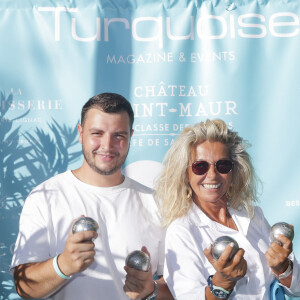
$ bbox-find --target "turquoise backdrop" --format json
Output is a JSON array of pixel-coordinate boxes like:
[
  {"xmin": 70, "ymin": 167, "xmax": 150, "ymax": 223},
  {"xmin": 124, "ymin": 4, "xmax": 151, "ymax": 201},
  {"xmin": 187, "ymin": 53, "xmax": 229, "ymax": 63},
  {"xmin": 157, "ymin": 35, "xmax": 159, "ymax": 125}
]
[{"xmin": 1, "ymin": 1, "xmax": 300, "ymax": 299}]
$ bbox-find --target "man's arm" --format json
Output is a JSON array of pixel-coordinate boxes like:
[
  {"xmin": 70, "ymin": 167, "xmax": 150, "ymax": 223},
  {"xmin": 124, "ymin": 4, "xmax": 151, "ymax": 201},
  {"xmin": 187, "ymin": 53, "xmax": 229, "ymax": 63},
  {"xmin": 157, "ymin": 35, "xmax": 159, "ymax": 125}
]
[
  {"xmin": 14, "ymin": 259, "xmax": 66, "ymax": 299},
  {"xmin": 14, "ymin": 229, "xmax": 98, "ymax": 299},
  {"xmin": 155, "ymin": 276, "xmax": 174, "ymax": 300}
]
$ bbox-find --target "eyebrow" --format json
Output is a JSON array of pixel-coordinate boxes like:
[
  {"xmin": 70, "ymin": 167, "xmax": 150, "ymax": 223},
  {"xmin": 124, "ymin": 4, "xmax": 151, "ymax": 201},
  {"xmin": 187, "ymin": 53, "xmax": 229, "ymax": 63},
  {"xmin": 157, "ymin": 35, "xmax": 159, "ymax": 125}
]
[
  {"xmin": 88, "ymin": 128, "xmax": 130, "ymax": 135},
  {"xmin": 114, "ymin": 131, "xmax": 130, "ymax": 136}
]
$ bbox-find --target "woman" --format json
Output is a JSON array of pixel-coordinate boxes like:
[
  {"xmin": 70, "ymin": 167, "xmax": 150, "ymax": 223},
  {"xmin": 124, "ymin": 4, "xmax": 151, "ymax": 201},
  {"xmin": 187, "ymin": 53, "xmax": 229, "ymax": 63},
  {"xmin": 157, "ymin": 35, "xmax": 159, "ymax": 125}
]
[{"xmin": 155, "ymin": 119, "xmax": 300, "ymax": 299}]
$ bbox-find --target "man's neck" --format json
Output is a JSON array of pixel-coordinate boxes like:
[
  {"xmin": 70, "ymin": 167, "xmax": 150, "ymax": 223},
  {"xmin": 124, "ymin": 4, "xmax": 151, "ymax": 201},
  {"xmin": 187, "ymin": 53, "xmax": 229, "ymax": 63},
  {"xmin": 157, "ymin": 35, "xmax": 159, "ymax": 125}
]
[{"xmin": 71, "ymin": 166, "xmax": 125, "ymax": 187}]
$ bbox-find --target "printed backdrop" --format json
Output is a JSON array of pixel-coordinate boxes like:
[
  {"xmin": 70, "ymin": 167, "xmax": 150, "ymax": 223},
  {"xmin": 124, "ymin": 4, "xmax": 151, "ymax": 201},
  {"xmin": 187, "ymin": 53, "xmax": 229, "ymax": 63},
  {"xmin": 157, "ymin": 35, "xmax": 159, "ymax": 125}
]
[{"xmin": 1, "ymin": 0, "xmax": 300, "ymax": 299}]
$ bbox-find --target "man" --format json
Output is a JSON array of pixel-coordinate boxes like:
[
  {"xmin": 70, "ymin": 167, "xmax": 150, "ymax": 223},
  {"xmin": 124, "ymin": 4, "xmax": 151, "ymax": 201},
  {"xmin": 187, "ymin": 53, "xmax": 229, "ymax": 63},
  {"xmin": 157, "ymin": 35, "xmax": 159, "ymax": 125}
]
[{"xmin": 11, "ymin": 93, "xmax": 172, "ymax": 300}]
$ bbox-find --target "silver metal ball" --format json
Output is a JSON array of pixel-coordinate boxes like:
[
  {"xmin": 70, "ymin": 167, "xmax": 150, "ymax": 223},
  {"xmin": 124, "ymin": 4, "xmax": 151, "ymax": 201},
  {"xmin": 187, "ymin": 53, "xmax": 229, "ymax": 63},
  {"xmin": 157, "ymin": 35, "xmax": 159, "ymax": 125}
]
[
  {"xmin": 270, "ymin": 222, "xmax": 294, "ymax": 244},
  {"xmin": 72, "ymin": 217, "xmax": 99, "ymax": 234},
  {"xmin": 212, "ymin": 236, "xmax": 239, "ymax": 260},
  {"xmin": 125, "ymin": 250, "xmax": 150, "ymax": 272}
]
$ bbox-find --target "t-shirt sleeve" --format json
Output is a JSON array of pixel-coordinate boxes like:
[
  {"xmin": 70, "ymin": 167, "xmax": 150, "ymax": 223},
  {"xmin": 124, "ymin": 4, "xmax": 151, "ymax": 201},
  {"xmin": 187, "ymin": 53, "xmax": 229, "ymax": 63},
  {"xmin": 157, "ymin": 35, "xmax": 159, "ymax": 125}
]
[{"xmin": 10, "ymin": 188, "xmax": 51, "ymax": 272}]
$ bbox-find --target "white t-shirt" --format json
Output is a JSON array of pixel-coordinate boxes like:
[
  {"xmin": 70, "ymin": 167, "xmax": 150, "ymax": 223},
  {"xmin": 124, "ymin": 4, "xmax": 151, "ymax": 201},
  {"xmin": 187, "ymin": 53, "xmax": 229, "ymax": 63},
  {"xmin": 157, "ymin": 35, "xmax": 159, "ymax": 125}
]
[
  {"xmin": 164, "ymin": 203, "xmax": 300, "ymax": 300},
  {"xmin": 11, "ymin": 170, "xmax": 165, "ymax": 300}
]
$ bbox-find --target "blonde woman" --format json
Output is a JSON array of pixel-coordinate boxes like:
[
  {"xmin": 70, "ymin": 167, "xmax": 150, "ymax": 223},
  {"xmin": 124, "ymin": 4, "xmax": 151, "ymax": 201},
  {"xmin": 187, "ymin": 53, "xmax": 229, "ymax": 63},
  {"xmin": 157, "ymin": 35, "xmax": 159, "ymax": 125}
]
[{"xmin": 155, "ymin": 119, "xmax": 300, "ymax": 299}]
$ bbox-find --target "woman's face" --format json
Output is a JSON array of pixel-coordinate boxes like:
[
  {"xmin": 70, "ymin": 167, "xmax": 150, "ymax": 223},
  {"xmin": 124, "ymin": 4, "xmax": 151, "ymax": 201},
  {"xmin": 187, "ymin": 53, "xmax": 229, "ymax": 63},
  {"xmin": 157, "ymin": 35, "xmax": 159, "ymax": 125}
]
[{"xmin": 187, "ymin": 140, "xmax": 232, "ymax": 207}]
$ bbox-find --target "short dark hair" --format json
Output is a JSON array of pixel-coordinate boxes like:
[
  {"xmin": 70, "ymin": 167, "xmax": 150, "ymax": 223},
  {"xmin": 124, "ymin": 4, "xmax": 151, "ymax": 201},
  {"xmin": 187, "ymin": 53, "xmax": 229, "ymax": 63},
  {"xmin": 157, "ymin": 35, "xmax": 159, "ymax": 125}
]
[{"xmin": 81, "ymin": 93, "xmax": 134, "ymax": 131}]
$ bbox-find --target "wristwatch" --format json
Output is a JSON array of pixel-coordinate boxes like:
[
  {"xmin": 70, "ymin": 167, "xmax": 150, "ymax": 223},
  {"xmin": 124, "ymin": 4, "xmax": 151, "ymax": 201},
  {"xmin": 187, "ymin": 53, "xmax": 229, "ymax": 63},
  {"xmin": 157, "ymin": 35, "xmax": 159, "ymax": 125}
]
[
  {"xmin": 207, "ymin": 275, "xmax": 233, "ymax": 299},
  {"xmin": 144, "ymin": 280, "xmax": 158, "ymax": 300}
]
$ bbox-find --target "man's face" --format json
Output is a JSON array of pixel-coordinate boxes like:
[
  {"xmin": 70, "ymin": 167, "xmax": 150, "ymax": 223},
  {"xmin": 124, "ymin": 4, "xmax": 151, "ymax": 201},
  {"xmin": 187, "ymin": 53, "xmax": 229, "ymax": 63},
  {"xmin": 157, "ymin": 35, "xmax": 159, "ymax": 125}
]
[{"xmin": 78, "ymin": 108, "xmax": 133, "ymax": 176}]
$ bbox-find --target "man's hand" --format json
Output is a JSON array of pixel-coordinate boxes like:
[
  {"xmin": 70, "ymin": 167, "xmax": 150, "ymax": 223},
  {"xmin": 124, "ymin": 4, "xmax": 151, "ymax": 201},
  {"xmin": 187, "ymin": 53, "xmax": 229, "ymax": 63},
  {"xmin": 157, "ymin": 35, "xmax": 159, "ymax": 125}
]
[
  {"xmin": 58, "ymin": 216, "xmax": 98, "ymax": 277},
  {"xmin": 13, "ymin": 216, "xmax": 98, "ymax": 299},
  {"xmin": 123, "ymin": 246, "xmax": 155, "ymax": 300}
]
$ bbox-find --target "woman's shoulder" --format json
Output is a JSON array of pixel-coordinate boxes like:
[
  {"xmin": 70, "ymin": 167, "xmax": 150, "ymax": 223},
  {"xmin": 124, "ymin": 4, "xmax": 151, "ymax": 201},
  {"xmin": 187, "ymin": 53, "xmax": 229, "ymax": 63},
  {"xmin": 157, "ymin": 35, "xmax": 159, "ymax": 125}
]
[
  {"xmin": 167, "ymin": 206, "xmax": 200, "ymax": 232},
  {"xmin": 231, "ymin": 204, "xmax": 264, "ymax": 218}
]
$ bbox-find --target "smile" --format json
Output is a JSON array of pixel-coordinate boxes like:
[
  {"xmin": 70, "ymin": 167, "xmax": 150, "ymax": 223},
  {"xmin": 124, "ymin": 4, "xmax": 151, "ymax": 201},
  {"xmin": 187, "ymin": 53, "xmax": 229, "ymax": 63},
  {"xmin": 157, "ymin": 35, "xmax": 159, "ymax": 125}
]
[{"xmin": 202, "ymin": 183, "xmax": 221, "ymax": 189}]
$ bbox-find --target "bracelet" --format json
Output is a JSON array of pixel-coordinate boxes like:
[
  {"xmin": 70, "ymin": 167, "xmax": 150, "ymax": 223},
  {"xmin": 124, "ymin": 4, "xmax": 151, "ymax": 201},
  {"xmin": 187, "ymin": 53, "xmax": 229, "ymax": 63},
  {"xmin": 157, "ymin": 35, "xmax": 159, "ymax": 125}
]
[
  {"xmin": 272, "ymin": 260, "xmax": 293, "ymax": 280},
  {"xmin": 53, "ymin": 255, "xmax": 72, "ymax": 280},
  {"xmin": 143, "ymin": 281, "xmax": 158, "ymax": 300}
]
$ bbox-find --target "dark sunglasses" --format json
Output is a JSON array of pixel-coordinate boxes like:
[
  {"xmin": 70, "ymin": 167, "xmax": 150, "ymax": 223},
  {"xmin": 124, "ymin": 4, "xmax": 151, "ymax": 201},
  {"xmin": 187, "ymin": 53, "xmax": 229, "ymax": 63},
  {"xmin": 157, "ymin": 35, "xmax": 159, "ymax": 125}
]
[{"xmin": 190, "ymin": 159, "xmax": 233, "ymax": 175}]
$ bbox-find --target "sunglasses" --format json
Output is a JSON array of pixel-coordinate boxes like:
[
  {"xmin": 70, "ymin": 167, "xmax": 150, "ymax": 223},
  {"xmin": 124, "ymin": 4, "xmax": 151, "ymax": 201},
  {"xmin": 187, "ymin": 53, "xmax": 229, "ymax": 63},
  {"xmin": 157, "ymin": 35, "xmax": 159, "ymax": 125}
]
[{"xmin": 190, "ymin": 159, "xmax": 233, "ymax": 175}]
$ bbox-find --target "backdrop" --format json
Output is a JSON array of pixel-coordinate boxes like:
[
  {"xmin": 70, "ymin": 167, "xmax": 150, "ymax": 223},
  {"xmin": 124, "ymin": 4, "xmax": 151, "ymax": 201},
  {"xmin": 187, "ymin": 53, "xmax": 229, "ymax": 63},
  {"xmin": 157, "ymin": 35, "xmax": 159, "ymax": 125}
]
[{"xmin": 1, "ymin": 0, "xmax": 300, "ymax": 299}]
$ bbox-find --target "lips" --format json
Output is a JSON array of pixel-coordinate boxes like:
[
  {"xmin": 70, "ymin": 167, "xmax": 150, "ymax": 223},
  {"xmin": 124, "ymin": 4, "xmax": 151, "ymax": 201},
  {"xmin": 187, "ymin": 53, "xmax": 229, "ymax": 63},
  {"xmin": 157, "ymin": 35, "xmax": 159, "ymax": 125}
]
[{"xmin": 93, "ymin": 151, "xmax": 119, "ymax": 157}]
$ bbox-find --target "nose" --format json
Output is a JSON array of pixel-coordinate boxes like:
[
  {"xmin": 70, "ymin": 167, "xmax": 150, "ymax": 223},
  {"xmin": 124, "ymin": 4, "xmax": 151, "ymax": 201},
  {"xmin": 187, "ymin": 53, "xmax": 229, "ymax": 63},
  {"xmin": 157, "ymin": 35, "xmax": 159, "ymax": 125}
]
[
  {"xmin": 206, "ymin": 162, "xmax": 217, "ymax": 178},
  {"xmin": 100, "ymin": 133, "xmax": 113, "ymax": 151}
]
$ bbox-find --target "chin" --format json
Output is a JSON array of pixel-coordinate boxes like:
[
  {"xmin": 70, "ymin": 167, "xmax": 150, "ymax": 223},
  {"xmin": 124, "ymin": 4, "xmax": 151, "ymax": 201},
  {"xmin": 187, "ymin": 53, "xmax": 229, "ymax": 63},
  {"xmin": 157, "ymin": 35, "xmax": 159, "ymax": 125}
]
[{"xmin": 202, "ymin": 197, "xmax": 225, "ymax": 204}]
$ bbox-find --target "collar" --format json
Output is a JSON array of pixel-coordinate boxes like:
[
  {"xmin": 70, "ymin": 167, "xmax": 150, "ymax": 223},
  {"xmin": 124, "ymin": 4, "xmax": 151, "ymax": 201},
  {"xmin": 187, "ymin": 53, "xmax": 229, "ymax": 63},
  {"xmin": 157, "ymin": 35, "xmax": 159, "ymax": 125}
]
[{"xmin": 188, "ymin": 202, "xmax": 251, "ymax": 235}]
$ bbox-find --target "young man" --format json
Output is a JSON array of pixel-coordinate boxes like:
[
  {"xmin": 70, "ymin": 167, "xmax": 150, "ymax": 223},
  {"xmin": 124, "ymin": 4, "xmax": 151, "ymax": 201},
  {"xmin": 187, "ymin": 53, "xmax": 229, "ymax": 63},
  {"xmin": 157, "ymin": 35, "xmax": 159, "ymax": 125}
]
[{"xmin": 11, "ymin": 93, "xmax": 172, "ymax": 300}]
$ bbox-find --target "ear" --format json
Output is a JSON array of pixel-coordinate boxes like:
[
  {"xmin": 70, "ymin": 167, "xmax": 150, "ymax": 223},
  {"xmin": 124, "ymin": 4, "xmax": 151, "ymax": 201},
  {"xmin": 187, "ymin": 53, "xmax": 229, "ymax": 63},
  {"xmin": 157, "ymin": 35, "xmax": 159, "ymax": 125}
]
[
  {"xmin": 78, "ymin": 123, "xmax": 83, "ymax": 144},
  {"xmin": 130, "ymin": 129, "xmax": 134, "ymax": 138}
]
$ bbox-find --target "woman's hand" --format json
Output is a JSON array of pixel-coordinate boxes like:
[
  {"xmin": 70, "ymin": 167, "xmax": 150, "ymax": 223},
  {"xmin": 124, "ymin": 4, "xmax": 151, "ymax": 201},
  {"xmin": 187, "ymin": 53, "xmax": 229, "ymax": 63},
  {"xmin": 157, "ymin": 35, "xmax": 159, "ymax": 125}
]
[
  {"xmin": 204, "ymin": 243, "xmax": 247, "ymax": 291},
  {"xmin": 265, "ymin": 233, "xmax": 292, "ymax": 275}
]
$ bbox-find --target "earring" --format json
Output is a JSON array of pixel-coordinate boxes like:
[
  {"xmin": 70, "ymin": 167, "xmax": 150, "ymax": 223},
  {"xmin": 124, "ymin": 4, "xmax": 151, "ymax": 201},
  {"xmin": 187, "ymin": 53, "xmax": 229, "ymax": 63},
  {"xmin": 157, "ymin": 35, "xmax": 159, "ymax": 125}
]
[
  {"xmin": 186, "ymin": 186, "xmax": 192, "ymax": 200},
  {"xmin": 226, "ymin": 184, "xmax": 234, "ymax": 201}
]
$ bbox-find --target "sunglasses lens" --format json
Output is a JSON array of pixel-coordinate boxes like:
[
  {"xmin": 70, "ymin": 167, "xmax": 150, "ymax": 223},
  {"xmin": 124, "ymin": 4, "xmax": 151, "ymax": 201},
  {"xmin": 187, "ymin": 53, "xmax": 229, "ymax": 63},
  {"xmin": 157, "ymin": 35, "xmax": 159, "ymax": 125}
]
[
  {"xmin": 192, "ymin": 161, "xmax": 209, "ymax": 175},
  {"xmin": 216, "ymin": 160, "xmax": 233, "ymax": 174},
  {"xmin": 191, "ymin": 160, "xmax": 233, "ymax": 175}
]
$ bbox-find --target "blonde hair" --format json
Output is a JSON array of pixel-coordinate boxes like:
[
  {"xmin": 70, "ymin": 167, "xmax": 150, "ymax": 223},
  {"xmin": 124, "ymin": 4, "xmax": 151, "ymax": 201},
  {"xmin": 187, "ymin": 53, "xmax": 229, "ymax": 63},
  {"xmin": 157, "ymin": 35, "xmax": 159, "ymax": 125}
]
[{"xmin": 155, "ymin": 119, "xmax": 261, "ymax": 227}]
